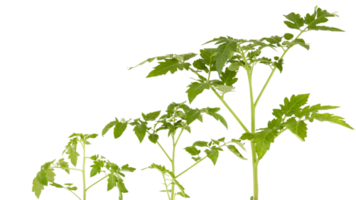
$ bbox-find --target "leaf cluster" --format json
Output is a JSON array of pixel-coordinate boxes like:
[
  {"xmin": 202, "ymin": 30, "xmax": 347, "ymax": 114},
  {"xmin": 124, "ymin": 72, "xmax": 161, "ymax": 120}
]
[
  {"xmin": 238, "ymin": 91, "xmax": 356, "ymax": 161},
  {"xmin": 32, "ymin": 133, "xmax": 135, "ymax": 200}
]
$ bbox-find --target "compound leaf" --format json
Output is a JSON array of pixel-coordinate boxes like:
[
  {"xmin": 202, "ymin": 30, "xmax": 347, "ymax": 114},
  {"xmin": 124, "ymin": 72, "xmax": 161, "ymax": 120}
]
[
  {"xmin": 186, "ymin": 82, "xmax": 210, "ymax": 103},
  {"xmin": 147, "ymin": 59, "xmax": 190, "ymax": 77}
]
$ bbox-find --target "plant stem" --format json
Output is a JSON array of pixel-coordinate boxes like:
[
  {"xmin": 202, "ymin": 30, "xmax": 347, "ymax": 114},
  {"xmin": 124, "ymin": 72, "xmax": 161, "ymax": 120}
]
[
  {"xmin": 81, "ymin": 141, "xmax": 87, "ymax": 200},
  {"xmin": 255, "ymin": 67, "xmax": 277, "ymax": 110},
  {"xmin": 174, "ymin": 126, "xmax": 186, "ymax": 146},
  {"xmin": 156, "ymin": 140, "xmax": 172, "ymax": 166},
  {"xmin": 210, "ymin": 86, "xmax": 250, "ymax": 133},
  {"xmin": 86, "ymin": 173, "xmax": 108, "ymax": 194},
  {"xmin": 50, "ymin": 167, "xmax": 82, "ymax": 172},
  {"xmin": 162, "ymin": 172, "xmax": 172, "ymax": 200},
  {"xmin": 171, "ymin": 134, "xmax": 176, "ymax": 200},
  {"xmin": 248, "ymin": 72, "xmax": 259, "ymax": 200},
  {"xmin": 66, "ymin": 188, "xmax": 82, "ymax": 200}
]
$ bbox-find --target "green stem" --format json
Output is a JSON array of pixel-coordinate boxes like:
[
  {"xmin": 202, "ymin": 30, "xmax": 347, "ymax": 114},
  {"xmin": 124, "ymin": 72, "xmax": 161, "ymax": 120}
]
[
  {"xmin": 81, "ymin": 141, "xmax": 87, "ymax": 200},
  {"xmin": 156, "ymin": 141, "xmax": 172, "ymax": 166},
  {"xmin": 171, "ymin": 134, "xmax": 176, "ymax": 200},
  {"xmin": 174, "ymin": 126, "xmax": 186, "ymax": 146},
  {"xmin": 66, "ymin": 188, "xmax": 82, "ymax": 200},
  {"xmin": 254, "ymin": 68, "xmax": 276, "ymax": 107},
  {"xmin": 162, "ymin": 172, "xmax": 172, "ymax": 200},
  {"xmin": 248, "ymin": 72, "xmax": 259, "ymax": 200},
  {"xmin": 50, "ymin": 167, "xmax": 82, "ymax": 172},
  {"xmin": 86, "ymin": 173, "xmax": 108, "ymax": 194},
  {"xmin": 210, "ymin": 86, "xmax": 250, "ymax": 133},
  {"xmin": 176, "ymin": 155, "xmax": 208, "ymax": 180}
]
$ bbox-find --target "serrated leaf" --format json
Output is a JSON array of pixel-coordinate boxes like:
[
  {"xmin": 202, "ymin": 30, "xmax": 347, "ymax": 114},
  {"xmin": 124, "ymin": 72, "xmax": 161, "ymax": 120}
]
[
  {"xmin": 282, "ymin": 4, "xmax": 348, "ymax": 34},
  {"xmin": 107, "ymin": 173, "xmax": 117, "ymax": 191},
  {"xmin": 305, "ymin": 112, "xmax": 355, "ymax": 132},
  {"xmin": 215, "ymin": 40, "xmax": 237, "ymax": 74},
  {"xmin": 46, "ymin": 168, "xmax": 55, "ymax": 182},
  {"xmin": 121, "ymin": 164, "xmax": 136, "ymax": 172},
  {"xmin": 102, "ymin": 121, "xmax": 116, "ymax": 136},
  {"xmin": 147, "ymin": 59, "xmax": 190, "ymax": 77},
  {"xmin": 271, "ymin": 92, "xmax": 311, "ymax": 118},
  {"xmin": 66, "ymin": 146, "xmax": 80, "ymax": 166},
  {"xmin": 32, "ymin": 177, "xmax": 44, "ymax": 199},
  {"xmin": 220, "ymin": 68, "xmax": 238, "ymax": 86},
  {"xmin": 200, "ymin": 48, "xmax": 217, "ymax": 65},
  {"xmin": 272, "ymin": 59, "xmax": 283, "ymax": 73},
  {"xmin": 283, "ymin": 118, "xmax": 309, "ymax": 144},
  {"xmin": 253, "ymin": 127, "xmax": 278, "ymax": 161},
  {"xmin": 90, "ymin": 160, "xmax": 104, "ymax": 177},
  {"xmin": 183, "ymin": 81, "xmax": 211, "ymax": 104},
  {"xmin": 36, "ymin": 170, "xmax": 48, "ymax": 186},
  {"xmin": 58, "ymin": 158, "xmax": 70, "ymax": 174}
]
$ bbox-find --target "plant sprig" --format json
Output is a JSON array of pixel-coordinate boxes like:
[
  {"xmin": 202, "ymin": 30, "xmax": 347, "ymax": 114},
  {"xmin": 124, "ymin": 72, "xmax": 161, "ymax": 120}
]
[
  {"xmin": 129, "ymin": 6, "xmax": 352, "ymax": 200},
  {"xmin": 32, "ymin": 133, "xmax": 135, "ymax": 200},
  {"xmin": 102, "ymin": 102, "xmax": 247, "ymax": 199}
]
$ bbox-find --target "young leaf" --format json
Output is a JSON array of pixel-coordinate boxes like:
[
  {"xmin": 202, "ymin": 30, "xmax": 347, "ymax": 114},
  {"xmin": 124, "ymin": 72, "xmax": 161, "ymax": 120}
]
[
  {"xmin": 313, "ymin": 113, "xmax": 354, "ymax": 129},
  {"xmin": 66, "ymin": 146, "xmax": 80, "ymax": 166},
  {"xmin": 215, "ymin": 85, "xmax": 237, "ymax": 97},
  {"xmin": 282, "ymin": 3, "xmax": 348, "ymax": 34},
  {"xmin": 107, "ymin": 173, "xmax": 117, "ymax": 191},
  {"xmin": 285, "ymin": 117, "xmax": 308, "ymax": 141},
  {"xmin": 186, "ymin": 109, "xmax": 201, "ymax": 125},
  {"xmin": 102, "ymin": 121, "xmax": 116, "ymax": 136},
  {"xmin": 148, "ymin": 134, "xmax": 159, "ymax": 144},
  {"xmin": 227, "ymin": 145, "xmax": 247, "ymax": 160}
]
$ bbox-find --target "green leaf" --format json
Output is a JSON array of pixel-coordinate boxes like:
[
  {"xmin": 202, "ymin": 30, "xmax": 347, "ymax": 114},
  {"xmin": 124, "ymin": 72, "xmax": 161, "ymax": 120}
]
[
  {"xmin": 31, "ymin": 175, "xmax": 46, "ymax": 199},
  {"xmin": 131, "ymin": 118, "xmax": 149, "ymax": 146},
  {"xmin": 87, "ymin": 131, "xmax": 100, "ymax": 140},
  {"xmin": 263, "ymin": 36, "xmax": 282, "ymax": 44},
  {"xmin": 36, "ymin": 170, "xmax": 48, "ymax": 186},
  {"xmin": 147, "ymin": 59, "xmax": 190, "ymax": 77},
  {"xmin": 192, "ymin": 138, "xmax": 210, "ymax": 148},
  {"xmin": 282, "ymin": 3, "xmax": 348, "ymax": 34},
  {"xmin": 282, "ymin": 38, "xmax": 310, "ymax": 50},
  {"xmin": 121, "ymin": 164, "xmax": 136, "ymax": 172},
  {"xmin": 192, "ymin": 59, "xmax": 208, "ymax": 71},
  {"xmin": 201, "ymin": 107, "xmax": 228, "ymax": 129},
  {"xmin": 113, "ymin": 121, "xmax": 129, "ymax": 141},
  {"xmin": 215, "ymin": 85, "xmax": 234, "ymax": 95},
  {"xmin": 283, "ymin": 118, "xmax": 309, "ymax": 144},
  {"xmin": 46, "ymin": 168, "xmax": 55, "ymax": 182},
  {"xmin": 305, "ymin": 109, "xmax": 355, "ymax": 132},
  {"xmin": 181, "ymin": 145, "xmax": 202, "ymax": 157},
  {"xmin": 147, "ymin": 132, "xmax": 159, "ymax": 146},
  {"xmin": 107, "ymin": 173, "xmax": 117, "ymax": 191},
  {"xmin": 253, "ymin": 126, "xmax": 279, "ymax": 161},
  {"xmin": 183, "ymin": 78, "xmax": 211, "ymax": 104},
  {"xmin": 141, "ymin": 108, "xmax": 162, "ymax": 123},
  {"xmin": 186, "ymin": 108, "xmax": 204, "ymax": 126},
  {"xmin": 215, "ymin": 40, "xmax": 237, "ymax": 74},
  {"xmin": 181, "ymin": 53, "xmax": 197, "ymax": 61},
  {"xmin": 129, "ymin": 57, "xmax": 157, "ymax": 70},
  {"xmin": 240, "ymin": 133, "xmax": 256, "ymax": 140},
  {"xmin": 226, "ymin": 143, "xmax": 248, "ymax": 163},
  {"xmin": 271, "ymin": 91, "xmax": 311, "ymax": 118},
  {"xmin": 50, "ymin": 182, "xmax": 64, "ymax": 188},
  {"xmin": 199, "ymin": 46, "xmax": 218, "ymax": 74},
  {"xmin": 117, "ymin": 178, "xmax": 129, "ymax": 193},
  {"xmin": 90, "ymin": 155, "xmax": 99, "ymax": 161},
  {"xmin": 66, "ymin": 145, "xmax": 80, "ymax": 166},
  {"xmin": 272, "ymin": 59, "xmax": 284, "ymax": 73},
  {"xmin": 283, "ymin": 33, "xmax": 294, "ymax": 40},
  {"xmin": 101, "ymin": 115, "xmax": 119, "ymax": 139},
  {"xmin": 53, "ymin": 156, "xmax": 71, "ymax": 177},
  {"xmin": 228, "ymin": 62, "xmax": 240, "ymax": 71},
  {"xmin": 63, "ymin": 181, "xmax": 79, "ymax": 192},
  {"xmin": 205, "ymin": 146, "xmax": 220, "ymax": 165},
  {"xmin": 177, "ymin": 192, "xmax": 191, "ymax": 198},
  {"xmin": 90, "ymin": 160, "xmax": 104, "ymax": 177},
  {"xmin": 231, "ymin": 139, "xmax": 246, "ymax": 151},
  {"xmin": 220, "ymin": 68, "xmax": 237, "ymax": 86}
]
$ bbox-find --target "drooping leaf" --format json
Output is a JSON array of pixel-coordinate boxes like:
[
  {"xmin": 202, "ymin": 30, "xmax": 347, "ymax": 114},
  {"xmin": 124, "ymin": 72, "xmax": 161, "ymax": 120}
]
[
  {"xmin": 114, "ymin": 122, "xmax": 128, "ymax": 139},
  {"xmin": 313, "ymin": 113, "xmax": 354, "ymax": 129},
  {"xmin": 102, "ymin": 121, "xmax": 116, "ymax": 136},
  {"xmin": 32, "ymin": 177, "xmax": 44, "ymax": 199},
  {"xmin": 205, "ymin": 146, "xmax": 220, "ymax": 165},
  {"xmin": 177, "ymin": 192, "xmax": 191, "ymax": 198},
  {"xmin": 142, "ymin": 111, "xmax": 161, "ymax": 121},
  {"xmin": 285, "ymin": 117, "xmax": 308, "ymax": 141},
  {"xmin": 186, "ymin": 82, "xmax": 210, "ymax": 103},
  {"xmin": 50, "ymin": 182, "xmax": 64, "ymax": 188},
  {"xmin": 66, "ymin": 145, "xmax": 80, "ymax": 166},
  {"xmin": 227, "ymin": 145, "xmax": 247, "ymax": 160},
  {"xmin": 186, "ymin": 109, "xmax": 201, "ymax": 125},
  {"xmin": 107, "ymin": 173, "xmax": 117, "ymax": 191},
  {"xmin": 231, "ymin": 139, "xmax": 246, "ymax": 151},
  {"xmin": 148, "ymin": 134, "xmax": 159, "ymax": 144},
  {"xmin": 133, "ymin": 123, "xmax": 147, "ymax": 143}
]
